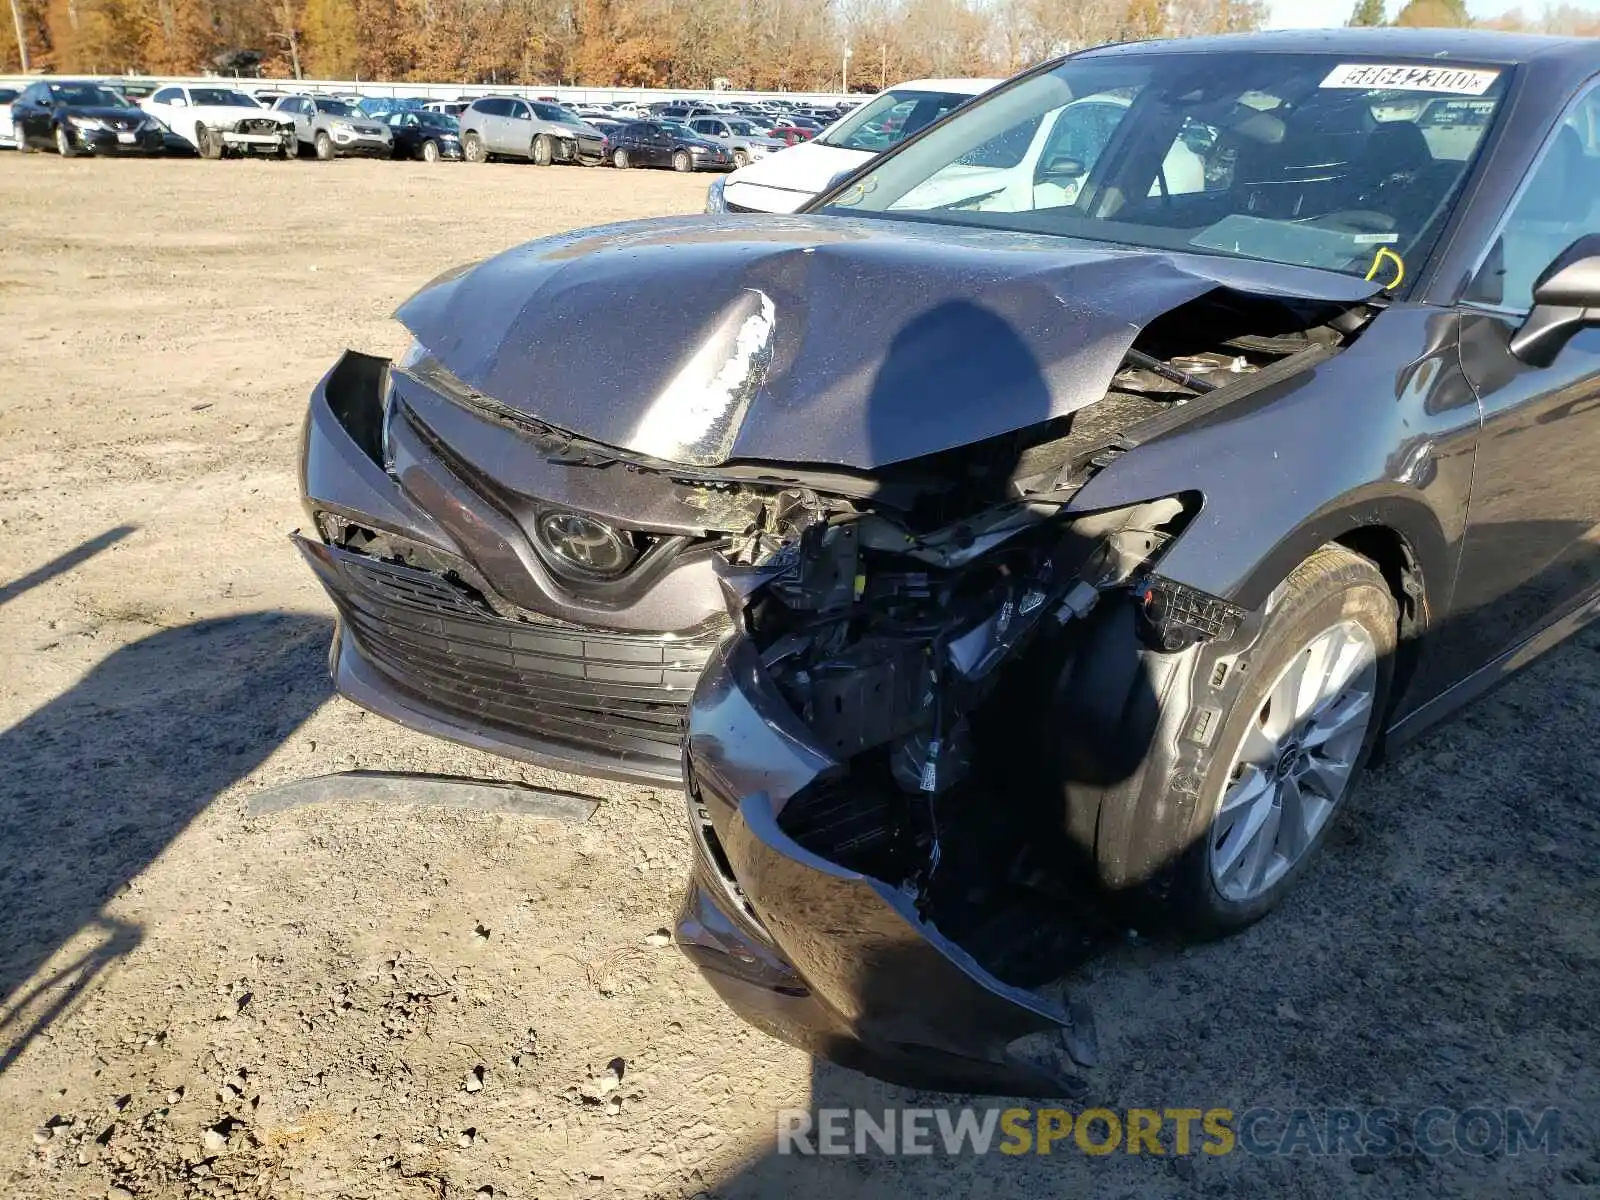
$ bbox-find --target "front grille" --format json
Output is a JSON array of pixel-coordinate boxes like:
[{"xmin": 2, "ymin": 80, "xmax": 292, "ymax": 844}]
[
  {"xmin": 109, "ymin": 117, "xmax": 138, "ymax": 131},
  {"xmin": 320, "ymin": 544, "xmax": 727, "ymax": 762},
  {"xmin": 237, "ymin": 117, "xmax": 281, "ymax": 135}
]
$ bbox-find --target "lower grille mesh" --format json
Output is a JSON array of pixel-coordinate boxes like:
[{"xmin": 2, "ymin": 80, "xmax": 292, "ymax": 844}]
[{"xmin": 320, "ymin": 545, "xmax": 726, "ymax": 763}]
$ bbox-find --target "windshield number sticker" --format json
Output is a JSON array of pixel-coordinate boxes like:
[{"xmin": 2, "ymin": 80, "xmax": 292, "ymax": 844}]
[{"xmin": 1320, "ymin": 64, "xmax": 1500, "ymax": 96}]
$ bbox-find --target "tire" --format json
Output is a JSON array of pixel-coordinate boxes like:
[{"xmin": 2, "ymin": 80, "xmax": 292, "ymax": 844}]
[
  {"xmin": 314, "ymin": 130, "xmax": 334, "ymax": 161},
  {"xmin": 421, "ymin": 138, "xmax": 440, "ymax": 163},
  {"xmin": 1049, "ymin": 545, "xmax": 1397, "ymax": 940},
  {"xmin": 196, "ymin": 124, "xmax": 221, "ymax": 159},
  {"xmin": 732, "ymin": 149, "xmax": 749, "ymax": 169},
  {"xmin": 54, "ymin": 125, "xmax": 77, "ymax": 158},
  {"xmin": 612, "ymin": 147, "xmax": 629, "ymax": 169},
  {"xmin": 532, "ymin": 133, "xmax": 552, "ymax": 165},
  {"xmin": 463, "ymin": 131, "xmax": 485, "ymax": 163},
  {"xmin": 278, "ymin": 135, "xmax": 296, "ymax": 160},
  {"xmin": 672, "ymin": 149, "xmax": 692, "ymax": 173},
  {"xmin": 17, "ymin": 132, "xmax": 35, "ymax": 154}
]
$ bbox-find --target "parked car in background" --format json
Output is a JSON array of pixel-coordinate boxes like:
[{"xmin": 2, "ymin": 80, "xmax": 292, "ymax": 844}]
[
  {"xmin": 765, "ymin": 124, "xmax": 818, "ymax": 147},
  {"xmin": 358, "ymin": 96, "xmax": 427, "ymax": 120},
  {"xmin": 687, "ymin": 115, "xmax": 785, "ymax": 168},
  {"xmin": 609, "ymin": 120, "xmax": 731, "ymax": 171},
  {"xmin": 0, "ymin": 86, "xmax": 18, "ymax": 147},
  {"xmin": 141, "ymin": 85, "xmax": 295, "ymax": 158},
  {"xmin": 386, "ymin": 109, "xmax": 463, "ymax": 161},
  {"xmin": 424, "ymin": 101, "xmax": 466, "ymax": 118},
  {"xmin": 272, "ymin": 95, "xmax": 393, "ymax": 159},
  {"xmin": 709, "ymin": 77, "xmax": 998, "ymax": 213},
  {"xmin": 12, "ymin": 80, "xmax": 165, "ymax": 156},
  {"xmin": 459, "ymin": 97, "xmax": 604, "ymax": 164}
]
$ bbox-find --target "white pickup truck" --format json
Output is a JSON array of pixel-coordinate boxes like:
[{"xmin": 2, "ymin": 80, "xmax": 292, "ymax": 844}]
[{"xmin": 140, "ymin": 85, "xmax": 296, "ymax": 158}]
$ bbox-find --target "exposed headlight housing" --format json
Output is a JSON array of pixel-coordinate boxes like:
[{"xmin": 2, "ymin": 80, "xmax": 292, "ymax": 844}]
[
  {"xmin": 705, "ymin": 176, "xmax": 727, "ymax": 213},
  {"xmin": 68, "ymin": 115, "xmax": 107, "ymax": 131}
]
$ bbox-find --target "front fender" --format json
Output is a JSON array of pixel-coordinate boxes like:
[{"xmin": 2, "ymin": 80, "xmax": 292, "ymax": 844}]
[{"xmin": 1067, "ymin": 305, "xmax": 1478, "ymax": 618}]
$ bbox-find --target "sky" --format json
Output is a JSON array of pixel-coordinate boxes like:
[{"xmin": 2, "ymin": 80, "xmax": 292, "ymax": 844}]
[{"xmin": 1266, "ymin": 0, "xmax": 1600, "ymax": 25}]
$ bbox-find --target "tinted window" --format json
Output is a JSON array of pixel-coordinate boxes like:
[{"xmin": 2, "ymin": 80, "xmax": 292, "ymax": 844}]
[
  {"xmin": 314, "ymin": 99, "xmax": 357, "ymax": 116},
  {"xmin": 817, "ymin": 88, "xmax": 974, "ymax": 152},
  {"xmin": 1468, "ymin": 86, "xmax": 1600, "ymax": 311},
  {"xmin": 152, "ymin": 87, "xmax": 183, "ymax": 104},
  {"xmin": 191, "ymin": 88, "xmax": 257, "ymax": 107},
  {"xmin": 47, "ymin": 83, "xmax": 132, "ymax": 108},
  {"xmin": 531, "ymin": 102, "xmax": 575, "ymax": 122}
]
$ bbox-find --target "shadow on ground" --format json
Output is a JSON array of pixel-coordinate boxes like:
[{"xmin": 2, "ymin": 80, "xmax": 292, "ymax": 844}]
[{"xmin": 0, "ymin": 599, "xmax": 332, "ymax": 1073}]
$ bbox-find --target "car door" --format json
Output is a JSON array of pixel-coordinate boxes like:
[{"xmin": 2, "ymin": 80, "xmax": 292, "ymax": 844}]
[
  {"xmin": 504, "ymin": 100, "xmax": 532, "ymax": 155},
  {"xmin": 1447, "ymin": 83, "xmax": 1600, "ymax": 675},
  {"xmin": 651, "ymin": 125, "xmax": 674, "ymax": 166},
  {"xmin": 13, "ymin": 84, "xmax": 40, "ymax": 144}
]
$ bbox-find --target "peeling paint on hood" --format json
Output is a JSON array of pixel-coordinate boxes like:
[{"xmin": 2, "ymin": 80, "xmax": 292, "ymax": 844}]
[{"xmin": 395, "ymin": 214, "xmax": 1380, "ymax": 472}]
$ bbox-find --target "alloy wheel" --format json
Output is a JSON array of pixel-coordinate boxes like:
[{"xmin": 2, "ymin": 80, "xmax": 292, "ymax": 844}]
[
  {"xmin": 613, "ymin": 148, "xmax": 628, "ymax": 168},
  {"xmin": 423, "ymin": 139, "xmax": 439, "ymax": 163},
  {"xmin": 1209, "ymin": 619, "xmax": 1379, "ymax": 903},
  {"xmin": 464, "ymin": 132, "xmax": 484, "ymax": 162}
]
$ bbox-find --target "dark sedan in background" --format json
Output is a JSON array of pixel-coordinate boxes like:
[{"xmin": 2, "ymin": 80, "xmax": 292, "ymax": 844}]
[
  {"xmin": 386, "ymin": 110, "xmax": 463, "ymax": 162},
  {"xmin": 607, "ymin": 119, "xmax": 731, "ymax": 171},
  {"xmin": 12, "ymin": 80, "xmax": 166, "ymax": 156},
  {"xmin": 296, "ymin": 29, "xmax": 1600, "ymax": 1093}
]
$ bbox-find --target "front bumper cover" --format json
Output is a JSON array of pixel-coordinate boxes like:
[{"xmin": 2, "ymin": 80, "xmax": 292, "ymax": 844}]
[{"xmin": 676, "ymin": 637, "xmax": 1087, "ymax": 1096}]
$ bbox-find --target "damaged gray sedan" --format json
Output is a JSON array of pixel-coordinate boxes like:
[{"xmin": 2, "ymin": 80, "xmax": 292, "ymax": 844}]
[{"xmin": 299, "ymin": 29, "xmax": 1600, "ymax": 1093}]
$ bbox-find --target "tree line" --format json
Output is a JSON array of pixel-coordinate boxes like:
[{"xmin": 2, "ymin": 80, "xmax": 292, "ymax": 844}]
[
  {"xmin": 6, "ymin": 0, "xmax": 1597, "ymax": 90},
  {"xmin": 5, "ymin": 0, "xmax": 1266, "ymax": 88}
]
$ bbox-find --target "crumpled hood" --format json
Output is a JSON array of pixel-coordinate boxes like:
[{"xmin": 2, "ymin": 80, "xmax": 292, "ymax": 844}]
[{"xmin": 396, "ymin": 214, "xmax": 1379, "ymax": 471}]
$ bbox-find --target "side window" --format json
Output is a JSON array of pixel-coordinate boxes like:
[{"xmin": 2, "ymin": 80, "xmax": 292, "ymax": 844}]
[
  {"xmin": 511, "ymin": 102, "xmax": 530, "ymax": 121},
  {"xmin": 1468, "ymin": 86, "xmax": 1600, "ymax": 311},
  {"xmin": 153, "ymin": 87, "xmax": 181, "ymax": 104}
]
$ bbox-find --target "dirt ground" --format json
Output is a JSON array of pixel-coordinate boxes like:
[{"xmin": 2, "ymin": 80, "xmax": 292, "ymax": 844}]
[{"xmin": 0, "ymin": 154, "xmax": 1596, "ymax": 1200}]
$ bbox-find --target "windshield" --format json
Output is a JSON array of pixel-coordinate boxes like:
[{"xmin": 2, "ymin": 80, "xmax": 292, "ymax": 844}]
[
  {"xmin": 822, "ymin": 53, "xmax": 1509, "ymax": 280},
  {"xmin": 395, "ymin": 111, "xmax": 459, "ymax": 132},
  {"xmin": 48, "ymin": 84, "xmax": 131, "ymax": 108},
  {"xmin": 819, "ymin": 88, "xmax": 977, "ymax": 151},
  {"xmin": 191, "ymin": 88, "xmax": 257, "ymax": 108},
  {"xmin": 314, "ymin": 99, "xmax": 358, "ymax": 117},
  {"xmin": 531, "ymin": 102, "xmax": 581, "ymax": 123},
  {"xmin": 727, "ymin": 120, "xmax": 763, "ymax": 135}
]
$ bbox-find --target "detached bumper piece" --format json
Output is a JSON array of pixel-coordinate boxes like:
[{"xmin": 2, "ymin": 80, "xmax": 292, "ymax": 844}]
[
  {"xmin": 298, "ymin": 537, "xmax": 721, "ymax": 784},
  {"xmin": 676, "ymin": 638, "xmax": 1091, "ymax": 1097}
]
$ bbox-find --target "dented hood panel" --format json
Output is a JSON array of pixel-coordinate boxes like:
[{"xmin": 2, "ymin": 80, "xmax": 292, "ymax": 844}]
[{"xmin": 395, "ymin": 214, "xmax": 1379, "ymax": 471}]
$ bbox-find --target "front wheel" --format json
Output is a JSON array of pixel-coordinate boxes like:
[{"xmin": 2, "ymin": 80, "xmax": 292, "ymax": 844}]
[
  {"xmin": 277, "ymin": 134, "xmax": 297, "ymax": 160},
  {"xmin": 672, "ymin": 149, "xmax": 692, "ymax": 173},
  {"xmin": 196, "ymin": 124, "xmax": 222, "ymax": 159},
  {"xmin": 612, "ymin": 147, "xmax": 629, "ymax": 169},
  {"xmin": 313, "ymin": 130, "xmax": 334, "ymax": 161},
  {"xmin": 463, "ymin": 131, "xmax": 485, "ymax": 163},
  {"xmin": 531, "ymin": 133, "xmax": 552, "ymax": 165},
  {"xmin": 54, "ymin": 125, "xmax": 77, "ymax": 157},
  {"xmin": 732, "ymin": 149, "xmax": 749, "ymax": 169},
  {"xmin": 1045, "ymin": 544, "xmax": 1397, "ymax": 940},
  {"xmin": 421, "ymin": 138, "xmax": 440, "ymax": 163}
]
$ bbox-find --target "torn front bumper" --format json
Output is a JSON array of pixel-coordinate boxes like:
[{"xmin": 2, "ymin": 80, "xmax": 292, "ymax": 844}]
[
  {"xmin": 295, "ymin": 350, "xmax": 726, "ymax": 786},
  {"xmin": 675, "ymin": 636, "xmax": 1086, "ymax": 1096}
]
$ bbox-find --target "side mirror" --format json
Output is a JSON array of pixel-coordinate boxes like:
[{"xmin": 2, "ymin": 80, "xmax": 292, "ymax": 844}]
[
  {"xmin": 1510, "ymin": 234, "xmax": 1600, "ymax": 367},
  {"xmin": 169, "ymin": 96, "xmax": 187, "ymax": 108},
  {"xmin": 1040, "ymin": 153, "xmax": 1086, "ymax": 178}
]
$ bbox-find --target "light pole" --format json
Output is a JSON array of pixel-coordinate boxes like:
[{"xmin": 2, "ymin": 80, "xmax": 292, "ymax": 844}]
[
  {"xmin": 8, "ymin": 0, "xmax": 29, "ymax": 71},
  {"xmin": 842, "ymin": 46, "xmax": 853, "ymax": 96}
]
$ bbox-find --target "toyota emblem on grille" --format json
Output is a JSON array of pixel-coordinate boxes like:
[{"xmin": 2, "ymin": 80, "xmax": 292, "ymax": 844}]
[{"xmin": 534, "ymin": 511, "xmax": 636, "ymax": 579}]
